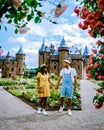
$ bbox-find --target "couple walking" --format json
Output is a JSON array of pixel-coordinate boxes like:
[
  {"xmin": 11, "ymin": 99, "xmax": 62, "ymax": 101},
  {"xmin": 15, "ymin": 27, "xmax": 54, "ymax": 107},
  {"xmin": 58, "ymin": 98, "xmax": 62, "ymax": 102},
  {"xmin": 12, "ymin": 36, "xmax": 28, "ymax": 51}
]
[{"xmin": 37, "ymin": 59, "xmax": 77, "ymax": 116}]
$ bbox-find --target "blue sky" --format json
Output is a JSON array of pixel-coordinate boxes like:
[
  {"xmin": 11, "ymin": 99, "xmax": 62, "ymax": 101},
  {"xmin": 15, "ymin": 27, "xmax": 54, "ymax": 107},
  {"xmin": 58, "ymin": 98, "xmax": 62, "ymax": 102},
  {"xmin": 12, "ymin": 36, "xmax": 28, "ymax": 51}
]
[{"xmin": 0, "ymin": 0, "xmax": 98, "ymax": 68}]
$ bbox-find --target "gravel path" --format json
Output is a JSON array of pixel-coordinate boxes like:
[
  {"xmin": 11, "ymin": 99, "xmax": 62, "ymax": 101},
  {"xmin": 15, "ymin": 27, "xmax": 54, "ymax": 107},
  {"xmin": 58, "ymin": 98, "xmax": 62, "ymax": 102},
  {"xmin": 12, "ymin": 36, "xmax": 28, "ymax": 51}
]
[{"xmin": 0, "ymin": 80, "xmax": 104, "ymax": 130}]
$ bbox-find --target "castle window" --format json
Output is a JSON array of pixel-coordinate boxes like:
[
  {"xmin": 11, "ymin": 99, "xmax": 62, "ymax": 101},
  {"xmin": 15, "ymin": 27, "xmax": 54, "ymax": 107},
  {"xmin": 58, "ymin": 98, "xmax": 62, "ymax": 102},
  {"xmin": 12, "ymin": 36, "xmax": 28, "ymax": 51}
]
[
  {"xmin": 11, "ymin": 68, "xmax": 14, "ymax": 72},
  {"xmin": 19, "ymin": 68, "xmax": 21, "ymax": 72},
  {"xmin": 54, "ymin": 61, "xmax": 56, "ymax": 64},
  {"xmin": 12, "ymin": 62, "xmax": 14, "ymax": 65},
  {"xmin": 78, "ymin": 65, "xmax": 80, "ymax": 70},
  {"xmin": 54, "ymin": 66, "xmax": 56, "ymax": 70}
]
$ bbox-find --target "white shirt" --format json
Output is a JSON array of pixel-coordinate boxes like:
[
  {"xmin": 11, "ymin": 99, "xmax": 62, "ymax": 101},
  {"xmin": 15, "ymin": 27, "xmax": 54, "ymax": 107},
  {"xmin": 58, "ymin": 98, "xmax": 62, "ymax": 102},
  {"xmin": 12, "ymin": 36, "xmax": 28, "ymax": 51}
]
[{"xmin": 60, "ymin": 67, "xmax": 77, "ymax": 83}]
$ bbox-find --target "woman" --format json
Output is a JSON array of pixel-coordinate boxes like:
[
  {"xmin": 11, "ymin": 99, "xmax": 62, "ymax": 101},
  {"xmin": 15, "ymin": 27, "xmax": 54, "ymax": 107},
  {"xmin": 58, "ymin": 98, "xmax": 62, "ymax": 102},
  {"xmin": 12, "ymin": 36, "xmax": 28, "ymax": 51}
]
[{"xmin": 37, "ymin": 64, "xmax": 54, "ymax": 115}]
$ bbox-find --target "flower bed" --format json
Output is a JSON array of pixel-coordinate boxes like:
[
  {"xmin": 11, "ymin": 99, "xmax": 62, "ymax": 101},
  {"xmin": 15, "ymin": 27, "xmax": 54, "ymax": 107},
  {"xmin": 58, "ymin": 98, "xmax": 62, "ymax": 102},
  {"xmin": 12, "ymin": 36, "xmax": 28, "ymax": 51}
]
[{"xmin": 2, "ymin": 77, "xmax": 82, "ymax": 111}]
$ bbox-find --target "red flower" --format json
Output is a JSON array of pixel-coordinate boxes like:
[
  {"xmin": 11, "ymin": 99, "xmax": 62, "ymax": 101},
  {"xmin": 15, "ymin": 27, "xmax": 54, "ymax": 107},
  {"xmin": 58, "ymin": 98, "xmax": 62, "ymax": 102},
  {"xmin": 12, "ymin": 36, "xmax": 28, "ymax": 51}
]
[
  {"xmin": 90, "ymin": 19, "xmax": 97, "ymax": 28},
  {"xmin": 100, "ymin": 30, "xmax": 104, "ymax": 36},
  {"xmin": 89, "ymin": 54, "xmax": 94, "ymax": 64},
  {"xmin": 94, "ymin": 103, "xmax": 101, "ymax": 109},
  {"xmin": 97, "ymin": 76, "xmax": 104, "ymax": 81},
  {"xmin": 84, "ymin": 19, "xmax": 90, "ymax": 25},
  {"xmin": 98, "ymin": 0, "xmax": 104, "ymax": 11},
  {"xmin": 101, "ymin": 47, "xmax": 104, "ymax": 51},
  {"xmin": 88, "ymin": 29, "xmax": 94, "ymax": 37},
  {"xmin": 74, "ymin": 6, "xmax": 80, "ymax": 16},
  {"xmin": 80, "ymin": 15, "xmax": 86, "ymax": 19},
  {"xmin": 94, "ymin": 10, "xmax": 102, "ymax": 19},
  {"xmin": 86, "ymin": 73, "xmax": 92, "ymax": 78},
  {"xmin": 87, "ymin": 13, "xmax": 94, "ymax": 21},
  {"xmin": 82, "ymin": 24, "xmax": 88, "ymax": 30},
  {"xmin": 92, "ymin": 49, "xmax": 97, "ymax": 54},
  {"xmin": 96, "ymin": 40, "xmax": 101, "ymax": 45},
  {"xmin": 85, "ymin": 65, "xmax": 93, "ymax": 71},
  {"xmin": 96, "ymin": 21, "xmax": 103, "ymax": 29},
  {"xmin": 78, "ymin": 22, "xmax": 83, "ymax": 28},
  {"xmin": 99, "ymin": 54, "xmax": 104, "ymax": 59},
  {"xmin": 94, "ymin": 62, "xmax": 101, "ymax": 68}
]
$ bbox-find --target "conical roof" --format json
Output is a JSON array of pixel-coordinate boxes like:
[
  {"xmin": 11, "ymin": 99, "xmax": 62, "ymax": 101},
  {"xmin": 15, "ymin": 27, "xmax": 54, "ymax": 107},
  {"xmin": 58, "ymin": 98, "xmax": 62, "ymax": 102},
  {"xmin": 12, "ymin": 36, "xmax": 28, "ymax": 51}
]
[{"xmin": 16, "ymin": 45, "xmax": 25, "ymax": 54}]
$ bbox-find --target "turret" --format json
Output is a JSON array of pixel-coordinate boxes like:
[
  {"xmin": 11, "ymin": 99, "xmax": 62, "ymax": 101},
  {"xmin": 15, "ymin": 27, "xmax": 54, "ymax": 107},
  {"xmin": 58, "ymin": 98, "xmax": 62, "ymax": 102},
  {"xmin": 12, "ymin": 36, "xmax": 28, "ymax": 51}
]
[
  {"xmin": 5, "ymin": 51, "xmax": 11, "ymax": 78},
  {"xmin": 58, "ymin": 37, "xmax": 69, "ymax": 72},
  {"xmin": 83, "ymin": 45, "xmax": 90, "ymax": 65},
  {"xmin": 39, "ymin": 38, "xmax": 45, "ymax": 65},
  {"xmin": 16, "ymin": 45, "xmax": 25, "ymax": 78}
]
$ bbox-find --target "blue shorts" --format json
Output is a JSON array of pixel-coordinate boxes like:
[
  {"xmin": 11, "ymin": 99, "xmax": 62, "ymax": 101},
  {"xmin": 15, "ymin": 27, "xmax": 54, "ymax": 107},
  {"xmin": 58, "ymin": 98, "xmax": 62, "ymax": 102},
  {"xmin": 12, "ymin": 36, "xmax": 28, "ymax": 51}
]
[{"xmin": 61, "ymin": 85, "xmax": 73, "ymax": 99}]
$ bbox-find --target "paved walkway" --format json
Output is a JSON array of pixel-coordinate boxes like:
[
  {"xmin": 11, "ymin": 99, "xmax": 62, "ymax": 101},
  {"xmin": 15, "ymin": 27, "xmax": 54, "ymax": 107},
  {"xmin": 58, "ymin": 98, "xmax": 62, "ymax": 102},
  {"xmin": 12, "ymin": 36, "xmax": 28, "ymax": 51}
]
[{"xmin": 0, "ymin": 80, "xmax": 104, "ymax": 130}]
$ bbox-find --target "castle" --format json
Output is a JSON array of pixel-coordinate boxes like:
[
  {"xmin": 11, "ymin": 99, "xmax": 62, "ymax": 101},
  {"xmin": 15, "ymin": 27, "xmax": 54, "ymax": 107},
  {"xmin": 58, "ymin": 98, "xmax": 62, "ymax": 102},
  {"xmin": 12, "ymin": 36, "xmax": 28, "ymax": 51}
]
[
  {"xmin": 38, "ymin": 37, "xmax": 90, "ymax": 79},
  {"xmin": 0, "ymin": 46, "xmax": 25, "ymax": 78}
]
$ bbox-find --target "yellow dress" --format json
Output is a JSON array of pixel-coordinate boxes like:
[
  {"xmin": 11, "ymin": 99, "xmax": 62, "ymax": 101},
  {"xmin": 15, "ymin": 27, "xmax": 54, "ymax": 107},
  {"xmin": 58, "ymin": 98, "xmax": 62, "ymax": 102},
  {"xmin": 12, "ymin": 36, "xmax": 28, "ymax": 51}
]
[{"xmin": 37, "ymin": 72, "xmax": 50, "ymax": 97}]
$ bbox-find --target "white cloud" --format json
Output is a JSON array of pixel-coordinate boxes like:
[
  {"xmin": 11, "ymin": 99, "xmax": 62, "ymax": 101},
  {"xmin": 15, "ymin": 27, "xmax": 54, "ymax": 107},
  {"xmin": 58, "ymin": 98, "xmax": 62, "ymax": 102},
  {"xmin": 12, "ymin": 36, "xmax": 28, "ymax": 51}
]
[{"xmin": 1, "ymin": 1, "xmax": 100, "ymax": 69}]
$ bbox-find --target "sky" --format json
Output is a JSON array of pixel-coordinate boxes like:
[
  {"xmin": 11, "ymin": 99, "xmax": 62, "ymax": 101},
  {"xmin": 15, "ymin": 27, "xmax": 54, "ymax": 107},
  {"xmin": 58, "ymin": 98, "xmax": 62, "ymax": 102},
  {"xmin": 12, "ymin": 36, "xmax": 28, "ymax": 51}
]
[{"xmin": 0, "ymin": 0, "xmax": 99, "ymax": 68}]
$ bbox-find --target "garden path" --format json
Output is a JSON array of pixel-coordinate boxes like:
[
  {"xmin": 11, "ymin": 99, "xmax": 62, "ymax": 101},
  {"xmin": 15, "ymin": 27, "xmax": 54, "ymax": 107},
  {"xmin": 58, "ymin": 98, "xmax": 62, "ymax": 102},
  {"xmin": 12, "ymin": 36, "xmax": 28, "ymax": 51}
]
[{"xmin": 0, "ymin": 80, "xmax": 104, "ymax": 130}]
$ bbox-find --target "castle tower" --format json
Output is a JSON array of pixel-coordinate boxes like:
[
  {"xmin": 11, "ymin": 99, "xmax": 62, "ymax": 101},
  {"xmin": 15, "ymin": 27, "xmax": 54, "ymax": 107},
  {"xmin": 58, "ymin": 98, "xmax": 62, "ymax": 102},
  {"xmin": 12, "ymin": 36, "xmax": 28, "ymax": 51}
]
[
  {"xmin": 50, "ymin": 49, "xmax": 59, "ymax": 75},
  {"xmin": 43, "ymin": 46, "xmax": 51, "ymax": 71},
  {"xmin": 16, "ymin": 45, "xmax": 25, "ymax": 78},
  {"xmin": 58, "ymin": 37, "xmax": 69, "ymax": 72},
  {"xmin": 83, "ymin": 45, "xmax": 90, "ymax": 66},
  {"xmin": 83, "ymin": 45, "xmax": 90, "ymax": 79},
  {"xmin": 5, "ymin": 51, "xmax": 11, "ymax": 78},
  {"xmin": 39, "ymin": 38, "xmax": 45, "ymax": 66}
]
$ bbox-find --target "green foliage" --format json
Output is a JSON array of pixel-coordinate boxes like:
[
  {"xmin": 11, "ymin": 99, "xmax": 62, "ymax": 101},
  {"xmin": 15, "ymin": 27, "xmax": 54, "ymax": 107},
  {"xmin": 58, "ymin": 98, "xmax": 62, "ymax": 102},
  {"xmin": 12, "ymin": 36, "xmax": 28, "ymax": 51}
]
[
  {"xmin": 5, "ymin": 78, "xmax": 81, "ymax": 109},
  {"xmin": 98, "ymin": 81, "xmax": 104, "ymax": 88},
  {"xmin": 0, "ymin": 78, "xmax": 16, "ymax": 86},
  {"xmin": 5, "ymin": 77, "xmax": 81, "ymax": 108},
  {"xmin": 0, "ymin": 0, "xmax": 41, "ymax": 32}
]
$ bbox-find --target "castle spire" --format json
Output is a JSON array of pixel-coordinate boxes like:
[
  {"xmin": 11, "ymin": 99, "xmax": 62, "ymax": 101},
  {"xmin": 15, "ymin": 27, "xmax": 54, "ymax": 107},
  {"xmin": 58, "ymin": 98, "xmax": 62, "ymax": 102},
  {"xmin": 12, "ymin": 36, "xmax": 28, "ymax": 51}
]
[
  {"xmin": 16, "ymin": 45, "xmax": 24, "ymax": 54},
  {"xmin": 39, "ymin": 38, "xmax": 45, "ymax": 52},
  {"xmin": 83, "ymin": 45, "xmax": 90, "ymax": 63},
  {"xmin": 60, "ymin": 36, "xmax": 66, "ymax": 47},
  {"xmin": 83, "ymin": 45, "xmax": 90, "ymax": 57},
  {"xmin": 6, "ymin": 51, "xmax": 10, "ymax": 57}
]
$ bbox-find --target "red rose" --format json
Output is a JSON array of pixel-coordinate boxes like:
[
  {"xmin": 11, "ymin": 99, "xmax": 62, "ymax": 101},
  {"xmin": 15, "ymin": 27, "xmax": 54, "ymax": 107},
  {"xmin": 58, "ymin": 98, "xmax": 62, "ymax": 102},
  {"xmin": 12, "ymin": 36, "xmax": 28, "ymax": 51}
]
[
  {"xmin": 99, "ymin": 54, "xmax": 104, "ymax": 59},
  {"xmin": 88, "ymin": 29, "xmax": 94, "ymax": 37},
  {"xmin": 94, "ymin": 62, "xmax": 101, "ymax": 68},
  {"xmin": 96, "ymin": 40, "xmax": 101, "ymax": 45},
  {"xmin": 86, "ymin": 65, "xmax": 93, "ymax": 71},
  {"xmin": 96, "ymin": 21, "xmax": 103, "ymax": 29},
  {"xmin": 78, "ymin": 22, "xmax": 83, "ymax": 28},
  {"xmin": 94, "ymin": 103, "xmax": 101, "ymax": 109},
  {"xmin": 86, "ymin": 73, "xmax": 92, "ymax": 78},
  {"xmin": 92, "ymin": 49, "xmax": 97, "ymax": 54},
  {"xmin": 74, "ymin": 7, "xmax": 80, "ymax": 16},
  {"xmin": 97, "ymin": 76, "xmax": 104, "ymax": 80}
]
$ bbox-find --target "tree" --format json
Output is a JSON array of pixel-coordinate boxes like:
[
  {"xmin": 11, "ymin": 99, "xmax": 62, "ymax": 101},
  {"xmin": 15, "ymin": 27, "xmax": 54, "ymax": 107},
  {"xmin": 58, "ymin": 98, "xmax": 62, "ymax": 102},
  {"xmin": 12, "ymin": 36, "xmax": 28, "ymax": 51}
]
[
  {"xmin": 0, "ymin": 0, "xmax": 68, "ymax": 33},
  {"xmin": 74, "ymin": 0, "xmax": 104, "ymax": 109}
]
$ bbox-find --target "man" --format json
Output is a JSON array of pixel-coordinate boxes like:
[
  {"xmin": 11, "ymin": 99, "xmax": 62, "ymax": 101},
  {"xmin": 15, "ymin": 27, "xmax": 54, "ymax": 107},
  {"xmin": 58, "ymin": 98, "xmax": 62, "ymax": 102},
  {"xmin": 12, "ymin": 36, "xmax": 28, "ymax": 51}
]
[{"xmin": 55, "ymin": 60, "xmax": 77, "ymax": 115}]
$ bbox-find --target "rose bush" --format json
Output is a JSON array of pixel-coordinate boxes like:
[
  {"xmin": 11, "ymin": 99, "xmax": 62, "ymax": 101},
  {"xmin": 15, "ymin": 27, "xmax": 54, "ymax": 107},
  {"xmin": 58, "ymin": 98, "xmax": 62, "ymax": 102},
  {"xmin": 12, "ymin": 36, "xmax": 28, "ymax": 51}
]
[{"xmin": 74, "ymin": 0, "xmax": 104, "ymax": 109}]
